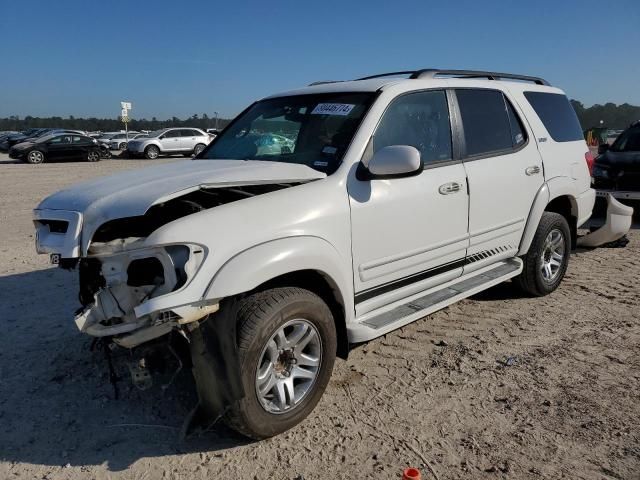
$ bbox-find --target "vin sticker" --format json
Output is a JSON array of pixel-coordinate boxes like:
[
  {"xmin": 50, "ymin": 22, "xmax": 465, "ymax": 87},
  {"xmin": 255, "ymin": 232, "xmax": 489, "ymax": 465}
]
[{"xmin": 311, "ymin": 103, "xmax": 355, "ymax": 116}]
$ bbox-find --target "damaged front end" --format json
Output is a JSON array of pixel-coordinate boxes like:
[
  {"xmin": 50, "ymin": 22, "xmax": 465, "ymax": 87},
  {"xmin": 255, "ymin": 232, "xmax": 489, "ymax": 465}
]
[{"xmin": 75, "ymin": 242, "xmax": 216, "ymax": 348}]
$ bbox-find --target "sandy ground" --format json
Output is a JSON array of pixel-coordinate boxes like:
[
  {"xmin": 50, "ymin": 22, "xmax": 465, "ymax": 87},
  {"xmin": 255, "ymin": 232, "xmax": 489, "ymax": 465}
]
[{"xmin": 0, "ymin": 153, "xmax": 638, "ymax": 480}]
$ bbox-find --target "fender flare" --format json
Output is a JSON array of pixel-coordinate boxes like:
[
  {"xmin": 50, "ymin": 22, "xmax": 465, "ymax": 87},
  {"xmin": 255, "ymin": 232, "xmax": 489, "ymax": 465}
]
[
  {"xmin": 518, "ymin": 177, "xmax": 579, "ymax": 255},
  {"xmin": 204, "ymin": 236, "xmax": 354, "ymax": 320}
]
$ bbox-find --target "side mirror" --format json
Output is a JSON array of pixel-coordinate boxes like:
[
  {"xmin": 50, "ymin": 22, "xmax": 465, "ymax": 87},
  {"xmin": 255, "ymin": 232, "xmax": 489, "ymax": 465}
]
[
  {"xmin": 159, "ymin": 135, "xmax": 165, "ymax": 139},
  {"xmin": 364, "ymin": 145, "xmax": 422, "ymax": 179},
  {"xmin": 597, "ymin": 143, "xmax": 609, "ymax": 154}
]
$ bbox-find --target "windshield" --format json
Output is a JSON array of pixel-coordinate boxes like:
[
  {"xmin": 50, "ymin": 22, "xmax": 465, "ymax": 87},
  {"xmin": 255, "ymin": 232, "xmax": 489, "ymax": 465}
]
[
  {"xmin": 611, "ymin": 127, "xmax": 640, "ymax": 152},
  {"xmin": 199, "ymin": 92, "xmax": 376, "ymax": 174}
]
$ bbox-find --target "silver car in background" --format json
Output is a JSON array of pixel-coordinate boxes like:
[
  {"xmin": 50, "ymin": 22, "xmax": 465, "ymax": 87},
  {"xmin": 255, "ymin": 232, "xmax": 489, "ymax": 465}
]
[
  {"xmin": 108, "ymin": 133, "xmax": 147, "ymax": 150},
  {"xmin": 126, "ymin": 128, "xmax": 211, "ymax": 159}
]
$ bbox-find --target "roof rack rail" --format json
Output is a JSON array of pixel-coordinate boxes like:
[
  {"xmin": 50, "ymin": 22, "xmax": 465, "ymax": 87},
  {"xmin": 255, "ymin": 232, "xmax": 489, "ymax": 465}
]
[
  {"xmin": 355, "ymin": 69, "xmax": 550, "ymax": 86},
  {"xmin": 308, "ymin": 80, "xmax": 343, "ymax": 86}
]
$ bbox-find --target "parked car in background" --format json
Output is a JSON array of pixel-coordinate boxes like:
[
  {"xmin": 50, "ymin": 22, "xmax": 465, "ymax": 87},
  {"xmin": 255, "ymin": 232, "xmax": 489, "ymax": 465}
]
[
  {"xmin": 126, "ymin": 127, "xmax": 211, "ymax": 159},
  {"xmin": 96, "ymin": 131, "xmax": 139, "ymax": 146},
  {"xmin": 3, "ymin": 128, "xmax": 51, "ymax": 149},
  {"xmin": 593, "ymin": 121, "xmax": 640, "ymax": 201},
  {"xmin": 108, "ymin": 132, "xmax": 147, "ymax": 150},
  {"xmin": 9, "ymin": 133, "xmax": 101, "ymax": 164}
]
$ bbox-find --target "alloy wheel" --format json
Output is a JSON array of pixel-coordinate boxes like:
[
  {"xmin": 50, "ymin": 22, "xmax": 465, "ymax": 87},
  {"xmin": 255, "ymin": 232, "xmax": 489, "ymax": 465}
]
[
  {"xmin": 540, "ymin": 228, "xmax": 565, "ymax": 282},
  {"xmin": 255, "ymin": 318, "xmax": 322, "ymax": 414}
]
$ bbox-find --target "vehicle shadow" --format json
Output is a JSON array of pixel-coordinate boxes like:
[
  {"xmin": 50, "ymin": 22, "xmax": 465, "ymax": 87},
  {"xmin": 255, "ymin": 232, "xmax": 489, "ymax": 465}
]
[{"xmin": 0, "ymin": 268, "xmax": 252, "ymax": 472}]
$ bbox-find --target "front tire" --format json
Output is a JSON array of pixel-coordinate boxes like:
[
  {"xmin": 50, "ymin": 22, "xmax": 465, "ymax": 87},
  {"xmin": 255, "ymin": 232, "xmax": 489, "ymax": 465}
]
[
  {"xmin": 26, "ymin": 150, "xmax": 45, "ymax": 164},
  {"xmin": 86, "ymin": 150, "xmax": 101, "ymax": 162},
  {"xmin": 224, "ymin": 287, "xmax": 337, "ymax": 439},
  {"xmin": 118, "ymin": 142, "xmax": 127, "ymax": 150},
  {"xmin": 514, "ymin": 212, "xmax": 570, "ymax": 296},
  {"xmin": 144, "ymin": 145, "xmax": 160, "ymax": 159}
]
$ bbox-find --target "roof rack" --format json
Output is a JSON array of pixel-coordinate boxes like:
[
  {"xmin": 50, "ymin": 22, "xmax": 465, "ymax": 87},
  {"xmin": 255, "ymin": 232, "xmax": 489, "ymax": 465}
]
[
  {"xmin": 355, "ymin": 68, "xmax": 550, "ymax": 86},
  {"xmin": 308, "ymin": 80, "xmax": 343, "ymax": 86}
]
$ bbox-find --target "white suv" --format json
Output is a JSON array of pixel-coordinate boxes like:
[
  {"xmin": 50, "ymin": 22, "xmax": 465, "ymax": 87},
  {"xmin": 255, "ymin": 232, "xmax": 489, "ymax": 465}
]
[
  {"xmin": 126, "ymin": 127, "xmax": 211, "ymax": 159},
  {"xmin": 33, "ymin": 69, "xmax": 595, "ymax": 439}
]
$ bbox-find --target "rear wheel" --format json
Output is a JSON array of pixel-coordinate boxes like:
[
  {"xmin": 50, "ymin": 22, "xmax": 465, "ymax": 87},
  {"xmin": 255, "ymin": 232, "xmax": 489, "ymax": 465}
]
[
  {"xmin": 193, "ymin": 143, "xmax": 206, "ymax": 156},
  {"xmin": 514, "ymin": 212, "xmax": 570, "ymax": 296},
  {"xmin": 118, "ymin": 142, "xmax": 127, "ymax": 150},
  {"xmin": 223, "ymin": 287, "xmax": 337, "ymax": 439},
  {"xmin": 144, "ymin": 145, "xmax": 160, "ymax": 159},
  {"xmin": 26, "ymin": 150, "xmax": 45, "ymax": 164}
]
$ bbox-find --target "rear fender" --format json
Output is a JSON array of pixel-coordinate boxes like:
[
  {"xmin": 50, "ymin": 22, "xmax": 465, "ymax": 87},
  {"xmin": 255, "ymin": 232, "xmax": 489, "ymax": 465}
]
[{"xmin": 518, "ymin": 177, "xmax": 580, "ymax": 255}]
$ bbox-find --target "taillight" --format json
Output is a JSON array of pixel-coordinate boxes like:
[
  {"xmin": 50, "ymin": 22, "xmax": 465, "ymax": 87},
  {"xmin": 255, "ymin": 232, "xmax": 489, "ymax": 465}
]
[{"xmin": 585, "ymin": 151, "xmax": 595, "ymax": 175}]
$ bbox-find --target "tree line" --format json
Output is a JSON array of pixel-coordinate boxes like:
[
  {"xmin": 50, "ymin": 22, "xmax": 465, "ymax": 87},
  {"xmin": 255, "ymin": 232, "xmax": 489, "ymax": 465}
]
[
  {"xmin": 1, "ymin": 101, "xmax": 639, "ymax": 133},
  {"xmin": 570, "ymin": 101, "xmax": 639, "ymax": 130},
  {"xmin": 0, "ymin": 114, "xmax": 231, "ymax": 133}
]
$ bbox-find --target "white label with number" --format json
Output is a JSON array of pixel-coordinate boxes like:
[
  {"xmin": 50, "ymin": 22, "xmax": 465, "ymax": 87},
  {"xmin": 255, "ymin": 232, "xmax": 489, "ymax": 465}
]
[{"xmin": 311, "ymin": 103, "xmax": 355, "ymax": 116}]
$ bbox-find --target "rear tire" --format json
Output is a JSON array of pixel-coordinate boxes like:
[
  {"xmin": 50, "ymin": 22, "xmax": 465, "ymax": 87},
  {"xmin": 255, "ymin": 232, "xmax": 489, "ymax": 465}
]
[
  {"xmin": 193, "ymin": 143, "xmax": 206, "ymax": 156},
  {"xmin": 144, "ymin": 145, "xmax": 160, "ymax": 159},
  {"xmin": 118, "ymin": 142, "xmax": 127, "ymax": 150},
  {"xmin": 514, "ymin": 212, "xmax": 570, "ymax": 296},
  {"xmin": 223, "ymin": 287, "xmax": 337, "ymax": 439}
]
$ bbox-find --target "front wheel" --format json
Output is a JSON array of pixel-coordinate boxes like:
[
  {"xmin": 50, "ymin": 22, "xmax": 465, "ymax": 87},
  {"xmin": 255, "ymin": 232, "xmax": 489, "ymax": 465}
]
[
  {"xmin": 26, "ymin": 150, "xmax": 45, "ymax": 164},
  {"xmin": 514, "ymin": 212, "xmax": 571, "ymax": 296},
  {"xmin": 144, "ymin": 145, "xmax": 160, "ymax": 159},
  {"xmin": 223, "ymin": 287, "xmax": 337, "ymax": 439},
  {"xmin": 118, "ymin": 142, "xmax": 127, "ymax": 150},
  {"xmin": 86, "ymin": 150, "xmax": 101, "ymax": 162}
]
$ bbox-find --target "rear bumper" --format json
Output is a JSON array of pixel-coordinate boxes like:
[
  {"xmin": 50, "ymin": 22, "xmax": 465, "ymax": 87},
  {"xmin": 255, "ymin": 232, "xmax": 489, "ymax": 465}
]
[
  {"xmin": 596, "ymin": 189, "xmax": 640, "ymax": 201},
  {"xmin": 575, "ymin": 188, "xmax": 596, "ymax": 228}
]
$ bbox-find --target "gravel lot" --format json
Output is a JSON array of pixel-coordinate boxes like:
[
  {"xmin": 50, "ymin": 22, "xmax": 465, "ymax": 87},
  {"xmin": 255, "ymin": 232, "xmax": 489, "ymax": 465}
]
[{"xmin": 0, "ymin": 153, "xmax": 638, "ymax": 479}]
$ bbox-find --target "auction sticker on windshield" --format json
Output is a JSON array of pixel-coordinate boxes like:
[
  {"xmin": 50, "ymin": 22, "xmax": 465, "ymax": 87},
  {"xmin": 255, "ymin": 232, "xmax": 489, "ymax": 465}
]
[{"xmin": 311, "ymin": 103, "xmax": 355, "ymax": 116}]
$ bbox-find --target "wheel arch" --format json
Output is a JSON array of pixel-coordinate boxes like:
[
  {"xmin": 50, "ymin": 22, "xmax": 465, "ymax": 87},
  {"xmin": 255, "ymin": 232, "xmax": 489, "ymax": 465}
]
[
  {"xmin": 518, "ymin": 179, "xmax": 579, "ymax": 255},
  {"xmin": 204, "ymin": 236, "xmax": 353, "ymax": 359}
]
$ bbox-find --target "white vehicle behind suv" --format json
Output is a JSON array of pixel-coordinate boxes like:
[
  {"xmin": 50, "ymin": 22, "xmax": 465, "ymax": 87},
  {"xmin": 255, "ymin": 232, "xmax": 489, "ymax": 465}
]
[
  {"xmin": 34, "ymin": 69, "xmax": 596, "ymax": 439},
  {"xmin": 126, "ymin": 127, "xmax": 211, "ymax": 159}
]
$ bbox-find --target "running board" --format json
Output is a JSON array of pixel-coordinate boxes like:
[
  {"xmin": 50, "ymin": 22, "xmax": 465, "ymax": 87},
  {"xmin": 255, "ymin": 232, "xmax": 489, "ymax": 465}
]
[{"xmin": 347, "ymin": 258, "xmax": 522, "ymax": 343}]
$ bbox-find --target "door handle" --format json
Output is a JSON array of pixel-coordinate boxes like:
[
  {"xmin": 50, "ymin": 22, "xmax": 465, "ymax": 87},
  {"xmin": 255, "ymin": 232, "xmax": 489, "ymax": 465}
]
[
  {"xmin": 438, "ymin": 182, "xmax": 462, "ymax": 195},
  {"xmin": 525, "ymin": 165, "xmax": 541, "ymax": 176}
]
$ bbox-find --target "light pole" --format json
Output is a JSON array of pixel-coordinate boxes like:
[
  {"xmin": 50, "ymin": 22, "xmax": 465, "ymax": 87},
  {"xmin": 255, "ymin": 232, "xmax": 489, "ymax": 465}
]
[{"xmin": 214, "ymin": 111, "xmax": 219, "ymax": 130}]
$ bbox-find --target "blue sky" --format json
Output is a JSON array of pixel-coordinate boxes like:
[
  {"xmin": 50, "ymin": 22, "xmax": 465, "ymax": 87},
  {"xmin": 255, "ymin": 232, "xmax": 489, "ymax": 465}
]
[{"xmin": 0, "ymin": 0, "xmax": 638, "ymax": 119}]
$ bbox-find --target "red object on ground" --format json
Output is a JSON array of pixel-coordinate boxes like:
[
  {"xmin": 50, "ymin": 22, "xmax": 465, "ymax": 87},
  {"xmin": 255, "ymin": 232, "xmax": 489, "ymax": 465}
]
[{"xmin": 402, "ymin": 467, "xmax": 422, "ymax": 480}]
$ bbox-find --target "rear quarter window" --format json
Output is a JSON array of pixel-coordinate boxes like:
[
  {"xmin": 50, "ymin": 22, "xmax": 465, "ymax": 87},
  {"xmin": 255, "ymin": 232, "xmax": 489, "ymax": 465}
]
[{"xmin": 523, "ymin": 92, "xmax": 583, "ymax": 142}]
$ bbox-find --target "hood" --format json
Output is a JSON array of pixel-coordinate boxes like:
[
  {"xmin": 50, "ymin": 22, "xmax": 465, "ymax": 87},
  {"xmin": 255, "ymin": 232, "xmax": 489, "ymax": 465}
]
[{"xmin": 36, "ymin": 159, "xmax": 326, "ymax": 235}]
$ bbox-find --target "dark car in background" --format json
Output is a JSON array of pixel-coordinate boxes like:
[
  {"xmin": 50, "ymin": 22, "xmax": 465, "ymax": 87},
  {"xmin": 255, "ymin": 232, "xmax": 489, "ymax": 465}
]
[
  {"xmin": 8, "ymin": 133, "xmax": 101, "ymax": 164},
  {"xmin": 592, "ymin": 121, "xmax": 640, "ymax": 201},
  {"xmin": 3, "ymin": 128, "xmax": 51, "ymax": 149}
]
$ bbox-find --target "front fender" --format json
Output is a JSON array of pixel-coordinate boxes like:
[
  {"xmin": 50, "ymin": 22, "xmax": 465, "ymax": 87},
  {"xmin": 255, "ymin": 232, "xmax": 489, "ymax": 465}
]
[{"xmin": 204, "ymin": 236, "xmax": 354, "ymax": 321}]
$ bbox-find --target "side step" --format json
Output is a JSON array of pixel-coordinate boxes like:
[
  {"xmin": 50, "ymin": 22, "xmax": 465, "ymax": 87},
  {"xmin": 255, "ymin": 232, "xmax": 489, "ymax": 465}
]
[{"xmin": 347, "ymin": 259, "xmax": 522, "ymax": 343}]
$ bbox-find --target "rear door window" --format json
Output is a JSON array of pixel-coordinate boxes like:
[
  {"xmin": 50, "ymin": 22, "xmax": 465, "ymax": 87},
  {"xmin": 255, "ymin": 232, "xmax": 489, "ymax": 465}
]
[
  {"xmin": 523, "ymin": 92, "xmax": 583, "ymax": 142},
  {"xmin": 455, "ymin": 89, "xmax": 513, "ymax": 157}
]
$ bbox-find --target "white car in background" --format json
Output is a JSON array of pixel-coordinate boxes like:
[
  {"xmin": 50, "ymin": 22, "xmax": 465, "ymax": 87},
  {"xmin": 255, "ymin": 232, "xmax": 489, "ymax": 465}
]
[{"xmin": 126, "ymin": 127, "xmax": 211, "ymax": 159}]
